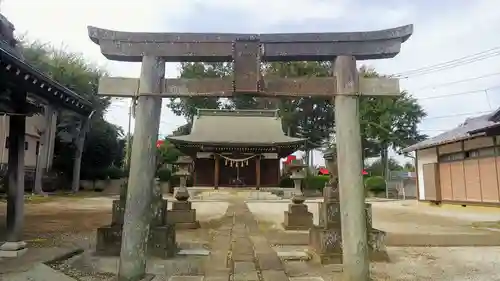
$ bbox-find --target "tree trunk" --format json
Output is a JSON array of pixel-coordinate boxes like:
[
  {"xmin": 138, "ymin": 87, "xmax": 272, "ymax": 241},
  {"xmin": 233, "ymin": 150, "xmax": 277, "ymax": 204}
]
[
  {"xmin": 304, "ymin": 149, "xmax": 310, "ymax": 167},
  {"xmin": 380, "ymin": 145, "xmax": 389, "ymax": 180}
]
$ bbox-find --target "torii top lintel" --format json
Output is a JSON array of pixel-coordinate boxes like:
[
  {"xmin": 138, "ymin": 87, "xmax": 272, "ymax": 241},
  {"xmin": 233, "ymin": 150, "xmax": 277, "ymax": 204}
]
[{"xmin": 87, "ymin": 25, "xmax": 413, "ymax": 63}]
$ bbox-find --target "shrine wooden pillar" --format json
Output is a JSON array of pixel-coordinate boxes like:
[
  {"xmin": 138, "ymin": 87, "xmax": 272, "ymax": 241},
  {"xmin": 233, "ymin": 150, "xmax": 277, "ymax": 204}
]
[
  {"xmin": 0, "ymin": 91, "xmax": 27, "ymax": 257},
  {"xmin": 214, "ymin": 154, "xmax": 220, "ymax": 189},
  {"xmin": 256, "ymin": 155, "xmax": 261, "ymax": 190},
  {"xmin": 192, "ymin": 162, "xmax": 197, "ymax": 187}
]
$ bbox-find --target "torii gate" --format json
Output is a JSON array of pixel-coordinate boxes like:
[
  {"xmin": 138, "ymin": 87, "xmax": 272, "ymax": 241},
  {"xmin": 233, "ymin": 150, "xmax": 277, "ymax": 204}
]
[{"xmin": 88, "ymin": 24, "xmax": 413, "ymax": 281}]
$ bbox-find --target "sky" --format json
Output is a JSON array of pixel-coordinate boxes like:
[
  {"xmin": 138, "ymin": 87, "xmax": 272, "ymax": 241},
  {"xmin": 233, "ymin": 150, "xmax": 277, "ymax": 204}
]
[{"xmin": 3, "ymin": 0, "xmax": 500, "ymax": 167}]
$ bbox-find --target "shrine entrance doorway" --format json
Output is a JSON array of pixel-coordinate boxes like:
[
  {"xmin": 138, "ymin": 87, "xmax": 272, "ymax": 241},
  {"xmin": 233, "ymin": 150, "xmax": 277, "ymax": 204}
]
[{"xmin": 218, "ymin": 155, "xmax": 257, "ymax": 187}]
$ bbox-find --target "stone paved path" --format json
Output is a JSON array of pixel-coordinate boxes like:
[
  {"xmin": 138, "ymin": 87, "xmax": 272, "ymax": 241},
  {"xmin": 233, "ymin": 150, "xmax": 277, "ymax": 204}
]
[{"xmin": 204, "ymin": 198, "xmax": 290, "ymax": 281}]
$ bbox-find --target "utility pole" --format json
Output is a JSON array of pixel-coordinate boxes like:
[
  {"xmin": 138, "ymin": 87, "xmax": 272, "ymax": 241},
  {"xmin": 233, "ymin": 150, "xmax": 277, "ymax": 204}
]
[
  {"xmin": 334, "ymin": 55, "xmax": 369, "ymax": 281},
  {"xmin": 124, "ymin": 98, "xmax": 135, "ymax": 168}
]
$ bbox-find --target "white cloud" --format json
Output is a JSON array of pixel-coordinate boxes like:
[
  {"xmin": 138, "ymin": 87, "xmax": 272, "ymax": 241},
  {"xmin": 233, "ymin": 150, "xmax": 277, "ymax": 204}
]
[
  {"xmin": 193, "ymin": 0, "xmax": 349, "ymax": 27},
  {"xmin": 3, "ymin": 0, "xmax": 500, "ymax": 167}
]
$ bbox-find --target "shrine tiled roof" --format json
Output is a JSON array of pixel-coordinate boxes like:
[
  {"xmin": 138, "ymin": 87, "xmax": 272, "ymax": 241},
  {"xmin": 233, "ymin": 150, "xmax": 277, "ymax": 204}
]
[
  {"xmin": 403, "ymin": 108, "xmax": 500, "ymax": 152},
  {"xmin": 167, "ymin": 109, "xmax": 306, "ymax": 147},
  {"xmin": 0, "ymin": 14, "xmax": 93, "ymax": 116}
]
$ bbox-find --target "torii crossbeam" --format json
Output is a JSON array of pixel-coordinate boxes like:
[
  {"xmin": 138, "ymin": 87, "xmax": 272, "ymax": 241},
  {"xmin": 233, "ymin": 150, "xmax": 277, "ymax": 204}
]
[{"xmin": 88, "ymin": 24, "xmax": 413, "ymax": 281}]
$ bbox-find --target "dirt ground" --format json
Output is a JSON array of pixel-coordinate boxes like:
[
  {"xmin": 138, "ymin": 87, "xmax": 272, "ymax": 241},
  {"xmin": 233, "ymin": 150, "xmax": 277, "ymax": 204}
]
[
  {"xmin": 0, "ymin": 194, "xmax": 227, "ymax": 246},
  {"xmin": 2, "ymin": 195, "xmax": 500, "ymax": 280}
]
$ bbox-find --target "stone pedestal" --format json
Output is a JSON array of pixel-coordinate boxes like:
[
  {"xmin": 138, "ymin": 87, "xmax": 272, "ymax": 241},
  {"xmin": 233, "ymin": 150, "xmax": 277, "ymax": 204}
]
[
  {"xmin": 308, "ymin": 150, "xmax": 389, "ymax": 264},
  {"xmin": 167, "ymin": 201, "xmax": 200, "ymax": 229},
  {"xmin": 283, "ymin": 203, "xmax": 313, "ymax": 230},
  {"xmin": 308, "ymin": 182, "xmax": 343, "ymax": 264},
  {"xmin": 96, "ymin": 180, "xmax": 177, "ymax": 258},
  {"xmin": 0, "ymin": 241, "xmax": 28, "ymax": 257}
]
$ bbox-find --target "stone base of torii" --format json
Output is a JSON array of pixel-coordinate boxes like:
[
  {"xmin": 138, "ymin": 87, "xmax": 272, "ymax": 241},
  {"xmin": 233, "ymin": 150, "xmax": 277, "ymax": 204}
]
[
  {"xmin": 96, "ymin": 179, "xmax": 177, "ymax": 259},
  {"xmin": 308, "ymin": 150, "xmax": 389, "ymax": 264}
]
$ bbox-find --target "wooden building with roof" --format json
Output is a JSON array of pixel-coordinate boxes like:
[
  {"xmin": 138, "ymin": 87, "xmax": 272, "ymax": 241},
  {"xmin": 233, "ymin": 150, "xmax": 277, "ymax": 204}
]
[
  {"xmin": 403, "ymin": 107, "xmax": 500, "ymax": 206},
  {"xmin": 0, "ymin": 14, "xmax": 94, "ymax": 257},
  {"xmin": 167, "ymin": 109, "xmax": 305, "ymax": 188}
]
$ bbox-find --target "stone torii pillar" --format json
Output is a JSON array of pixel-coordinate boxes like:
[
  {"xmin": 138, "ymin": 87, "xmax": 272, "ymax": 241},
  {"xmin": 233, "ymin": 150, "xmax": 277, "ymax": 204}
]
[{"xmin": 118, "ymin": 56, "xmax": 165, "ymax": 281}]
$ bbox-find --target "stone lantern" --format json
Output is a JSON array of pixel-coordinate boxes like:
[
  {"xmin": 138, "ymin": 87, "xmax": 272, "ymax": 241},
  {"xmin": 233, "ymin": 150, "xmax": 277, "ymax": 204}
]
[
  {"xmin": 283, "ymin": 160, "xmax": 313, "ymax": 230},
  {"xmin": 174, "ymin": 156, "xmax": 192, "ymax": 201},
  {"xmin": 167, "ymin": 156, "xmax": 200, "ymax": 229},
  {"xmin": 288, "ymin": 160, "xmax": 307, "ymax": 204}
]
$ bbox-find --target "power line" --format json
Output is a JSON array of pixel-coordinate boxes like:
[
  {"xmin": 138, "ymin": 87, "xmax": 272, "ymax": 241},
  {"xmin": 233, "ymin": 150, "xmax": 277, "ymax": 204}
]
[
  {"xmin": 417, "ymin": 85, "xmax": 500, "ymax": 100},
  {"xmin": 412, "ymin": 71, "xmax": 500, "ymax": 92},
  {"xmin": 397, "ymin": 52, "xmax": 500, "ymax": 78},
  {"xmin": 424, "ymin": 110, "xmax": 493, "ymax": 120},
  {"xmin": 391, "ymin": 46, "xmax": 500, "ymax": 78}
]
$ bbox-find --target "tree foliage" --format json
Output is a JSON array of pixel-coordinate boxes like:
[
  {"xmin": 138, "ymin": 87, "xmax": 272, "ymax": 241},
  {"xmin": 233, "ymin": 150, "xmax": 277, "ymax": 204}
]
[
  {"xmin": 365, "ymin": 158, "xmax": 403, "ymax": 176},
  {"xmin": 156, "ymin": 139, "xmax": 183, "ymax": 171},
  {"xmin": 20, "ymin": 40, "xmax": 125, "ymax": 184},
  {"xmin": 359, "ymin": 66, "xmax": 427, "ymax": 176},
  {"xmin": 166, "ymin": 62, "xmax": 427, "ymax": 169}
]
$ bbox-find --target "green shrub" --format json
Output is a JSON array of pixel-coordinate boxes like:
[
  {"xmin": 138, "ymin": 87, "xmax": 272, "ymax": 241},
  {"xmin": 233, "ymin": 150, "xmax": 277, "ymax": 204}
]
[
  {"xmin": 106, "ymin": 166, "xmax": 125, "ymax": 179},
  {"xmin": 306, "ymin": 175, "xmax": 329, "ymax": 191},
  {"xmin": 279, "ymin": 177, "xmax": 294, "ymax": 188},
  {"xmin": 364, "ymin": 176, "xmax": 386, "ymax": 193},
  {"xmin": 156, "ymin": 168, "xmax": 172, "ymax": 182}
]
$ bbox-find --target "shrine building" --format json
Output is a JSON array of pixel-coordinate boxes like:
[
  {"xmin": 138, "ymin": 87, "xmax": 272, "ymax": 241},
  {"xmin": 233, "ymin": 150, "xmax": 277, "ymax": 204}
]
[{"xmin": 167, "ymin": 109, "xmax": 305, "ymax": 188}]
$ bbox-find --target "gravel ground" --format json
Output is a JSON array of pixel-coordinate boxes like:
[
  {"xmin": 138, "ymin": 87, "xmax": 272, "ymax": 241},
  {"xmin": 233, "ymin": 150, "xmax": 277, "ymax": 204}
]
[
  {"xmin": 3, "ymin": 194, "xmax": 500, "ymax": 280},
  {"xmin": 372, "ymin": 247, "xmax": 500, "ymax": 281},
  {"xmin": 248, "ymin": 199, "xmax": 500, "ymax": 280}
]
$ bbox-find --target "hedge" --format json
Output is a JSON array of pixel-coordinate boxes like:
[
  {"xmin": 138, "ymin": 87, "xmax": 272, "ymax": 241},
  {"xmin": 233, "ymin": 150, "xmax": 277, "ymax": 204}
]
[
  {"xmin": 364, "ymin": 176, "xmax": 386, "ymax": 193},
  {"xmin": 306, "ymin": 175, "xmax": 329, "ymax": 190},
  {"xmin": 279, "ymin": 175, "xmax": 329, "ymax": 191},
  {"xmin": 156, "ymin": 168, "xmax": 172, "ymax": 182}
]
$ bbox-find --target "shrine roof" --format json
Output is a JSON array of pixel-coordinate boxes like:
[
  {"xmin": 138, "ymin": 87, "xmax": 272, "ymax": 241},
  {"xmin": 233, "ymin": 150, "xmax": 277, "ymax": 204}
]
[
  {"xmin": 0, "ymin": 14, "xmax": 94, "ymax": 116},
  {"xmin": 167, "ymin": 109, "xmax": 306, "ymax": 147}
]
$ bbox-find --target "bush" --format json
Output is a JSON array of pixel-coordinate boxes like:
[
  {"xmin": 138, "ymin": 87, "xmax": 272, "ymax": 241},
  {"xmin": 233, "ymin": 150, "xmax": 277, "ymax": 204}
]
[
  {"xmin": 156, "ymin": 168, "xmax": 172, "ymax": 182},
  {"xmin": 364, "ymin": 176, "xmax": 386, "ymax": 193},
  {"xmin": 306, "ymin": 175, "xmax": 329, "ymax": 191},
  {"xmin": 106, "ymin": 166, "xmax": 125, "ymax": 179},
  {"xmin": 279, "ymin": 177, "xmax": 294, "ymax": 188}
]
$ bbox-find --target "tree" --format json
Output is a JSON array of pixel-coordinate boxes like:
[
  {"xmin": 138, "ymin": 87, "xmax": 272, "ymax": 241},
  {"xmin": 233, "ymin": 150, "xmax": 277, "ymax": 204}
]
[
  {"xmin": 168, "ymin": 61, "xmax": 336, "ymax": 163},
  {"xmin": 156, "ymin": 139, "xmax": 183, "ymax": 171},
  {"xmin": 167, "ymin": 63, "xmax": 426, "ymax": 172},
  {"xmin": 366, "ymin": 158, "xmax": 403, "ymax": 176},
  {"xmin": 264, "ymin": 62, "xmax": 335, "ymax": 164},
  {"xmin": 403, "ymin": 162, "xmax": 416, "ymax": 172},
  {"xmin": 359, "ymin": 66, "xmax": 427, "ymax": 178},
  {"xmin": 168, "ymin": 63, "xmax": 228, "ymax": 122},
  {"xmin": 20, "ymin": 40, "xmax": 123, "ymax": 191}
]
